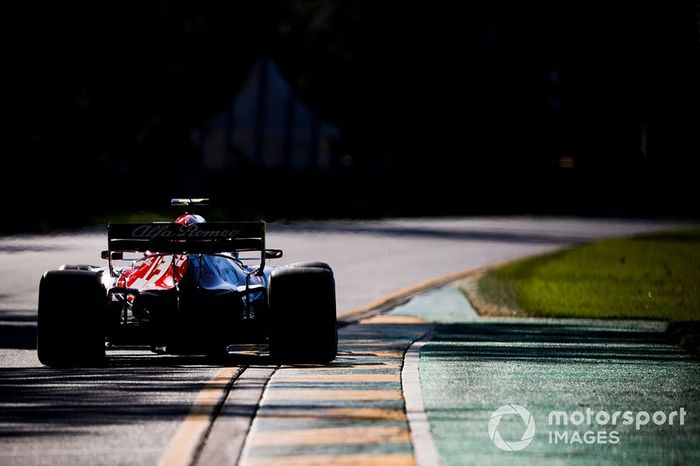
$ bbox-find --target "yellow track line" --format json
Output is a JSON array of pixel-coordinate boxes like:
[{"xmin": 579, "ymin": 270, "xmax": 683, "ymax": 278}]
[
  {"xmin": 158, "ymin": 366, "xmax": 243, "ymax": 466},
  {"xmin": 255, "ymin": 407, "xmax": 407, "ymax": 421},
  {"xmin": 250, "ymin": 426, "xmax": 410, "ymax": 446},
  {"xmin": 245, "ymin": 453, "xmax": 416, "ymax": 466},
  {"xmin": 272, "ymin": 373, "xmax": 400, "ymax": 382},
  {"xmin": 264, "ymin": 388, "xmax": 403, "ymax": 402}
]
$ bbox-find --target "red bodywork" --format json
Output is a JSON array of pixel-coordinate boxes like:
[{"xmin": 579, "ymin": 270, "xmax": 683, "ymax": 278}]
[{"xmin": 118, "ymin": 214, "xmax": 200, "ymax": 292}]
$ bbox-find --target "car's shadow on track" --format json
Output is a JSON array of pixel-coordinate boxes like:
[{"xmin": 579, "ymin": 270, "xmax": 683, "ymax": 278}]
[
  {"xmin": 0, "ymin": 308, "xmax": 279, "ymax": 437},
  {"xmin": 0, "ymin": 367, "xmax": 257, "ymax": 438},
  {"xmin": 0, "ymin": 351, "xmax": 277, "ymax": 438}
]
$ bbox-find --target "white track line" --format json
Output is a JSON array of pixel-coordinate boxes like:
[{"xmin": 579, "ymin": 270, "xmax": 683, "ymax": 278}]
[{"xmin": 402, "ymin": 333, "xmax": 441, "ymax": 466}]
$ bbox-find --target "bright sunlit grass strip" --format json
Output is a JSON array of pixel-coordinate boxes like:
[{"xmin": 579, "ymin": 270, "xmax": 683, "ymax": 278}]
[{"xmin": 476, "ymin": 227, "xmax": 700, "ymax": 320}]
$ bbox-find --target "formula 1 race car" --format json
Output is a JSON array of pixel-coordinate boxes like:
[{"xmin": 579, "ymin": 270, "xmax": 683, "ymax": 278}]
[{"xmin": 37, "ymin": 199, "xmax": 337, "ymax": 366}]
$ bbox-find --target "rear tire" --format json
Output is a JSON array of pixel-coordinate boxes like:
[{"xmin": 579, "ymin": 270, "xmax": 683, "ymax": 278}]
[
  {"xmin": 289, "ymin": 261, "xmax": 332, "ymax": 272},
  {"xmin": 59, "ymin": 264, "xmax": 98, "ymax": 271},
  {"xmin": 37, "ymin": 270, "xmax": 107, "ymax": 367},
  {"xmin": 269, "ymin": 266, "xmax": 337, "ymax": 363}
]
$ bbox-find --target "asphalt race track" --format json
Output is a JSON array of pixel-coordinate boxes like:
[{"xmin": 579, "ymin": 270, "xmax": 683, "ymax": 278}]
[{"xmin": 0, "ymin": 217, "xmax": 693, "ymax": 465}]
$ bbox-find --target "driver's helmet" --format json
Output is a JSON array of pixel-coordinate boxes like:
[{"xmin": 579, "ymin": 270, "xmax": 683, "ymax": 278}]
[{"xmin": 175, "ymin": 213, "xmax": 205, "ymax": 225}]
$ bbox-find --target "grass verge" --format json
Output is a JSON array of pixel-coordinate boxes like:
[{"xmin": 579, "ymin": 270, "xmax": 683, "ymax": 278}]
[{"xmin": 464, "ymin": 227, "xmax": 700, "ymax": 321}]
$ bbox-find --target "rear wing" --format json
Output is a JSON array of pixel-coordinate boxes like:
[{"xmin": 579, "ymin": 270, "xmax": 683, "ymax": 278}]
[
  {"xmin": 105, "ymin": 221, "xmax": 278, "ymax": 291},
  {"xmin": 107, "ymin": 221, "xmax": 265, "ymax": 254},
  {"xmin": 170, "ymin": 198, "xmax": 209, "ymax": 207}
]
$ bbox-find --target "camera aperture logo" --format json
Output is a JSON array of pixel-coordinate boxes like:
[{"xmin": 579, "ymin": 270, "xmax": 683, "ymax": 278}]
[{"xmin": 488, "ymin": 404, "xmax": 536, "ymax": 451}]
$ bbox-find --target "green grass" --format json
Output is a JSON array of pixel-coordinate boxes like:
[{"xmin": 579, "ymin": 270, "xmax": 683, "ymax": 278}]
[{"xmin": 474, "ymin": 227, "xmax": 700, "ymax": 320}]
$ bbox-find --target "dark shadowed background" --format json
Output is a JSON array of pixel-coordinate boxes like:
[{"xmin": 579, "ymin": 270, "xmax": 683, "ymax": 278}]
[{"xmin": 2, "ymin": 1, "xmax": 699, "ymax": 232}]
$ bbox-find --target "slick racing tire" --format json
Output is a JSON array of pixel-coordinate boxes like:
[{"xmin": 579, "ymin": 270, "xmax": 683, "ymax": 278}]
[
  {"xmin": 59, "ymin": 264, "xmax": 99, "ymax": 271},
  {"xmin": 289, "ymin": 262, "xmax": 333, "ymax": 272},
  {"xmin": 37, "ymin": 270, "xmax": 107, "ymax": 367},
  {"xmin": 269, "ymin": 266, "xmax": 337, "ymax": 364}
]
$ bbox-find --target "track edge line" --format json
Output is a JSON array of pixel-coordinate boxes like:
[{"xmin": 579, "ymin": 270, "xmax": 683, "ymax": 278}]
[{"xmin": 402, "ymin": 332, "xmax": 441, "ymax": 466}]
